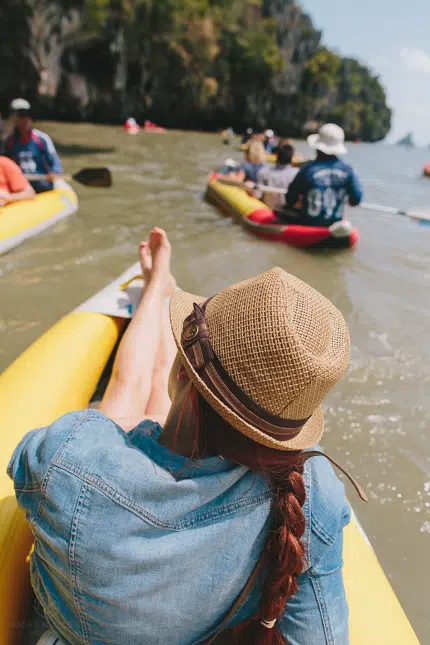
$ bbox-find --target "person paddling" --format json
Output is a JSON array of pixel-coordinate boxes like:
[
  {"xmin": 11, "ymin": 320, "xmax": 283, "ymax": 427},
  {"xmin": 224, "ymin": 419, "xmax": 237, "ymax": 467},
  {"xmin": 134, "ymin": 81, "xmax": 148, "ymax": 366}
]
[
  {"xmin": 6, "ymin": 99, "xmax": 63, "ymax": 193},
  {"xmin": 280, "ymin": 123, "xmax": 363, "ymax": 226},
  {"xmin": 10, "ymin": 228, "xmax": 366, "ymax": 645}
]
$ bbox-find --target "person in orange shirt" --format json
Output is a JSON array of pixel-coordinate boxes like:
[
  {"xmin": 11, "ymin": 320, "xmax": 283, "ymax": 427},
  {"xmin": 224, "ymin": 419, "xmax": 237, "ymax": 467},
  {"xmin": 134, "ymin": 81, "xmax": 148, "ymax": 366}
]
[{"xmin": 0, "ymin": 155, "xmax": 35, "ymax": 207}]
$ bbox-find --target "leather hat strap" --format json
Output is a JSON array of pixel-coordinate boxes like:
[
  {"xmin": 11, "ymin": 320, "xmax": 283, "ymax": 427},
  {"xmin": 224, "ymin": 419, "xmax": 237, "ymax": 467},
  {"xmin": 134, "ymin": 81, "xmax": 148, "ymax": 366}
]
[
  {"xmin": 181, "ymin": 300, "xmax": 310, "ymax": 440},
  {"xmin": 302, "ymin": 451, "xmax": 368, "ymax": 502}
]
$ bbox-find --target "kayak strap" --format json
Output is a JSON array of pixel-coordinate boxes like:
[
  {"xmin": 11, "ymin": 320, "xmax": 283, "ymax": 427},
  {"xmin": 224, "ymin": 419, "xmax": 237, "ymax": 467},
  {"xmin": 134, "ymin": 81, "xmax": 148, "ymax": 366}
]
[{"xmin": 120, "ymin": 274, "xmax": 144, "ymax": 290}]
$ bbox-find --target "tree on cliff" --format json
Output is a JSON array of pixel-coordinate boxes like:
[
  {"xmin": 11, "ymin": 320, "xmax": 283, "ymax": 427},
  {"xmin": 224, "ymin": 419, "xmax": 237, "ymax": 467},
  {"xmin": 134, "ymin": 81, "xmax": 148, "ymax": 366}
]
[{"xmin": 0, "ymin": 0, "xmax": 391, "ymax": 141}]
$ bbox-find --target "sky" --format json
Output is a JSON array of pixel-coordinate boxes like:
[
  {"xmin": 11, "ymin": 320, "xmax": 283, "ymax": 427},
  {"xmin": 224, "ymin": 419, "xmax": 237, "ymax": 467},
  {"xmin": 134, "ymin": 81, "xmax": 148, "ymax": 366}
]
[{"xmin": 302, "ymin": 0, "xmax": 430, "ymax": 145}]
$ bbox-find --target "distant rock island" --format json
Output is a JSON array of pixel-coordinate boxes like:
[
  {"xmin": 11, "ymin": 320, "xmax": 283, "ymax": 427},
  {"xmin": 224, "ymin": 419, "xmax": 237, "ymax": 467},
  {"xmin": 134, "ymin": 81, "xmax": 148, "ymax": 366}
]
[{"xmin": 396, "ymin": 133, "xmax": 415, "ymax": 146}]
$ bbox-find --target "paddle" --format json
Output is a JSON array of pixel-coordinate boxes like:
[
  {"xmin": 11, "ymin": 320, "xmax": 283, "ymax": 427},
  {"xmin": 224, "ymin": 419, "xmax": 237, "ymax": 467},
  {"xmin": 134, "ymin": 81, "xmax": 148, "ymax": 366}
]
[
  {"xmin": 357, "ymin": 202, "xmax": 430, "ymax": 223},
  {"xmin": 24, "ymin": 167, "xmax": 112, "ymax": 188},
  {"xmin": 216, "ymin": 177, "xmax": 430, "ymax": 224}
]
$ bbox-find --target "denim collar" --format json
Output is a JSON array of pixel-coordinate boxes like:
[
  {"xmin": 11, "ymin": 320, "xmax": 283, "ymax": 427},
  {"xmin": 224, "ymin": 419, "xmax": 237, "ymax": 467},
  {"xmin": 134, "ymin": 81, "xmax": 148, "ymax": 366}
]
[{"xmin": 128, "ymin": 420, "xmax": 236, "ymax": 480}]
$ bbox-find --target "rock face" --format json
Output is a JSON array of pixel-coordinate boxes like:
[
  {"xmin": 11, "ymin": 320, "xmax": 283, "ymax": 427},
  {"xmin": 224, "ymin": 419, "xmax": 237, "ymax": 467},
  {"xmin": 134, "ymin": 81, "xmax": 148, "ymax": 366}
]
[
  {"xmin": 0, "ymin": 0, "xmax": 391, "ymax": 141},
  {"xmin": 396, "ymin": 133, "xmax": 415, "ymax": 146}
]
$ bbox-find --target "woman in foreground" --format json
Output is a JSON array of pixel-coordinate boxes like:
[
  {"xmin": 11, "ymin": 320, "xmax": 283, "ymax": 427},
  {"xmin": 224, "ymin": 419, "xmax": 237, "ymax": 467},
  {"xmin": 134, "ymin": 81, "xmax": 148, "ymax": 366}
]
[{"xmin": 9, "ymin": 228, "xmax": 366, "ymax": 645}]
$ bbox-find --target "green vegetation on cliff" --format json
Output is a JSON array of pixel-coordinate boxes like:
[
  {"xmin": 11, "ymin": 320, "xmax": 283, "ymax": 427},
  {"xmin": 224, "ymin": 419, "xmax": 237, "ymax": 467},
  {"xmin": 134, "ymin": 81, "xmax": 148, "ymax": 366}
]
[{"xmin": 0, "ymin": 0, "xmax": 391, "ymax": 141}]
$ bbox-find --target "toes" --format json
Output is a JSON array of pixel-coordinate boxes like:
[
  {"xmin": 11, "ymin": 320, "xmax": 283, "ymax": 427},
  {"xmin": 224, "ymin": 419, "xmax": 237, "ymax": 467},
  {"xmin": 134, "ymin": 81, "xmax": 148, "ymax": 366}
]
[
  {"xmin": 139, "ymin": 244, "xmax": 152, "ymax": 272},
  {"xmin": 149, "ymin": 227, "xmax": 170, "ymax": 250}
]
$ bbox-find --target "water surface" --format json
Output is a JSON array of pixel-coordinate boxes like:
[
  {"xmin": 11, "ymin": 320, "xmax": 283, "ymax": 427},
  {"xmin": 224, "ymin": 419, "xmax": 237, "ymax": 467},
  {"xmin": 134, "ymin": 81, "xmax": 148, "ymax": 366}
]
[{"xmin": 1, "ymin": 124, "xmax": 429, "ymax": 641}]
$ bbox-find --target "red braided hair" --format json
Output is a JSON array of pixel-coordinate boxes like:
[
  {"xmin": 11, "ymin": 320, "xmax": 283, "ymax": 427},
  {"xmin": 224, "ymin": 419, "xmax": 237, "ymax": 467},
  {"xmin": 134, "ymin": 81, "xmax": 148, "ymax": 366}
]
[{"xmin": 187, "ymin": 385, "xmax": 307, "ymax": 645}]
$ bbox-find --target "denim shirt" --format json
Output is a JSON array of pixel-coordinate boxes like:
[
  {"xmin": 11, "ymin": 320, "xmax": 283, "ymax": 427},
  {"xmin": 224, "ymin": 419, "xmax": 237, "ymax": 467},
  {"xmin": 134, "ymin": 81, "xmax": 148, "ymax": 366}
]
[{"xmin": 8, "ymin": 410, "xmax": 351, "ymax": 645}]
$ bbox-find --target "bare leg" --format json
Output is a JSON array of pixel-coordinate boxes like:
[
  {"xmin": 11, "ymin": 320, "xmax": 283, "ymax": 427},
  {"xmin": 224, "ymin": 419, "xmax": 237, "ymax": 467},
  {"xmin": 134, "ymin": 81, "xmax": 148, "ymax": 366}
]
[
  {"xmin": 100, "ymin": 228, "xmax": 176, "ymax": 431},
  {"xmin": 139, "ymin": 240, "xmax": 177, "ymax": 417}
]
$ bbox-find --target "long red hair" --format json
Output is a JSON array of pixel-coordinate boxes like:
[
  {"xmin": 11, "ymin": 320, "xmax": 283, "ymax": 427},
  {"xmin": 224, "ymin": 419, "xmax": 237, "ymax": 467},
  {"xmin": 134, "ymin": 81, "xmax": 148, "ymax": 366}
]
[{"xmin": 184, "ymin": 384, "xmax": 307, "ymax": 645}]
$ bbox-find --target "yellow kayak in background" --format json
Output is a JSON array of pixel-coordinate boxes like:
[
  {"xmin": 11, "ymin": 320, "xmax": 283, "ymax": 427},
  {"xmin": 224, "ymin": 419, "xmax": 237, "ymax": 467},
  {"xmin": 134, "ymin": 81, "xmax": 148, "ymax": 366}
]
[
  {"xmin": 0, "ymin": 266, "xmax": 421, "ymax": 645},
  {"xmin": 0, "ymin": 179, "xmax": 78, "ymax": 255},
  {"xmin": 239, "ymin": 143, "xmax": 307, "ymax": 166}
]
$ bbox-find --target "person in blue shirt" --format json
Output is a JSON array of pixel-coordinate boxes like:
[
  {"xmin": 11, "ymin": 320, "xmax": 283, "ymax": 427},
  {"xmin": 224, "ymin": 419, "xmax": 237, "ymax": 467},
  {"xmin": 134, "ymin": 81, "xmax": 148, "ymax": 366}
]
[
  {"xmin": 281, "ymin": 123, "xmax": 363, "ymax": 227},
  {"xmin": 6, "ymin": 98, "xmax": 62, "ymax": 193},
  {"xmin": 263, "ymin": 128, "xmax": 276, "ymax": 152}
]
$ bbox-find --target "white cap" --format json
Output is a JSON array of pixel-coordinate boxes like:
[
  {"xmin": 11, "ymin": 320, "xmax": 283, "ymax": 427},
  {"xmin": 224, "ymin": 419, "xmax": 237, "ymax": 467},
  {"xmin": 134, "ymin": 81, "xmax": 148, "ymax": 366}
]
[
  {"xmin": 10, "ymin": 98, "xmax": 31, "ymax": 111},
  {"xmin": 265, "ymin": 129, "xmax": 274, "ymax": 137},
  {"xmin": 307, "ymin": 123, "xmax": 347, "ymax": 155},
  {"xmin": 224, "ymin": 158, "xmax": 238, "ymax": 167}
]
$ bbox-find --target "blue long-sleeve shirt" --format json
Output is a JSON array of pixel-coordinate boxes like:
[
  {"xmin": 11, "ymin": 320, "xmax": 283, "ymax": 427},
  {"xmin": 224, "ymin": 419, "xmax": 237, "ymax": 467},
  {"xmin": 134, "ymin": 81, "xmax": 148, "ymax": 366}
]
[
  {"xmin": 285, "ymin": 158, "xmax": 363, "ymax": 227},
  {"xmin": 6, "ymin": 128, "xmax": 62, "ymax": 193}
]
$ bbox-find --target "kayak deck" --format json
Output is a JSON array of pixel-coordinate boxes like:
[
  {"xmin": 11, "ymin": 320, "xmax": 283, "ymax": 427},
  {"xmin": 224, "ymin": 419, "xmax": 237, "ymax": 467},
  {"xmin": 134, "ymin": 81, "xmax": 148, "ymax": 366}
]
[{"xmin": 0, "ymin": 180, "xmax": 78, "ymax": 255}]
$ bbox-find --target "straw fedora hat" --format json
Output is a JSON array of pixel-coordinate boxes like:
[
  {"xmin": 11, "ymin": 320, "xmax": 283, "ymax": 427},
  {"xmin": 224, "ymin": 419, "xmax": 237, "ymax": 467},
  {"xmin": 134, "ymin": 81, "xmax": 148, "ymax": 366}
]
[{"xmin": 170, "ymin": 267, "xmax": 350, "ymax": 451}]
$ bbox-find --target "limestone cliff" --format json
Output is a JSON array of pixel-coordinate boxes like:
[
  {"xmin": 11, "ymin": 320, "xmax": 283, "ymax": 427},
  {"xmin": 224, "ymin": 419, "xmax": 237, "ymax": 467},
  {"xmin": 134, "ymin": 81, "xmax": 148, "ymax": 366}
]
[{"xmin": 0, "ymin": 0, "xmax": 391, "ymax": 141}]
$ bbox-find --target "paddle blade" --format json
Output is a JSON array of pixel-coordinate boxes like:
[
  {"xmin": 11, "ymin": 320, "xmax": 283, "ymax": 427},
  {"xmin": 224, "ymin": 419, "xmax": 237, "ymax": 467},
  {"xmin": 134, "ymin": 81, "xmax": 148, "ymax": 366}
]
[{"xmin": 72, "ymin": 167, "xmax": 112, "ymax": 188}]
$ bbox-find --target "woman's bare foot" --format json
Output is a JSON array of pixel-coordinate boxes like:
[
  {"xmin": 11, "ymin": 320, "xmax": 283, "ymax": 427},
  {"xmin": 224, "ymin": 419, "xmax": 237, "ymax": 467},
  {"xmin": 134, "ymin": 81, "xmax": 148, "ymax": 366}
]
[{"xmin": 139, "ymin": 227, "xmax": 176, "ymax": 298}]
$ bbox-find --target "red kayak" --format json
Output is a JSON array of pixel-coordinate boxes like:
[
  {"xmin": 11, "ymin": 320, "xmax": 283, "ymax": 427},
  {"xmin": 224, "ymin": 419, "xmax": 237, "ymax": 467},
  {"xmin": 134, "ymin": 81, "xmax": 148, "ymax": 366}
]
[
  {"xmin": 207, "ymin": 173, "xmax": 359, "ymax": 249},
  {"xmin": 246, "ymin": 208, "xmax": 359, "ymax": 248},
  {"xmin": 123, "ymin": 118, "xmax": 140, "ymax": 134},
  {"xmin": 143, "ymin": 120, "xmax": 166, "ymax": 133}
]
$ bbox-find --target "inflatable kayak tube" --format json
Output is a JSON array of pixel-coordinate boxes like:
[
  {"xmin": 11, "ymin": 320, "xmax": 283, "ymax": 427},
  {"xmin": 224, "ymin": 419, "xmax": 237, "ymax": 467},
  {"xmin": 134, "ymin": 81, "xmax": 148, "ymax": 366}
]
[
  {"xmin": 0, "ymin": 267, "xmax": 420, "ymax": 645},
  {"xmin": 207, "ymin": 174, "xmax": 359, "ymax": 249},
  {"xmin": 0, "ymin": 180, "xmax": 78, "ymax": 255}
]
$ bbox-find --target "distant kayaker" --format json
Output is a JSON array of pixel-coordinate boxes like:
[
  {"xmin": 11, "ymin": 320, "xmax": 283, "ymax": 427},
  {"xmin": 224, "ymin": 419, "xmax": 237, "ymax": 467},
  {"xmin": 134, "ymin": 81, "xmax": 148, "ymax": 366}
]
[
  {"xmin": 124, "ymin": 117, "xmax": 140, "ymax": 134},
  {"xmin": 9, "ymin": 227, "xmax": 366, "ymax": 645},
  {"xmin": 222, "ymin": 126, "xmax": 234, "ymax": 145},
  {"xmin": 241, "ymin": 127, "xmax": 253, "ymax": 145},
  {"xmin": 264, "ymin": 128, "xmax": 276, "ymax": 152},
  {"xmin": 233, "ymin": 139, "xmax": 266, "ymax": 183},
  {"xmin": 6, "ymin": 98, "xmax": 63, "ymax": 194},
  {"xmin": 281, "ymin": 123, "xmax": 363, "ymax": 227},
  {"xmin": 257, "ymin": 140, "xmax": 299, "ymax": 211},
  {"xmin": 0, "ymin": 156, "xmax": 35, "ymax": 206}
]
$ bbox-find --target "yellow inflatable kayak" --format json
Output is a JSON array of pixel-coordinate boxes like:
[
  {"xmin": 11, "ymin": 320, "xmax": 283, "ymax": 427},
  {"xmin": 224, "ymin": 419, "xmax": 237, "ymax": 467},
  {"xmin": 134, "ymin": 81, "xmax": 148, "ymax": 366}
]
[
  {"xmin": 0, "ymin": 267, "xmax": 420, "ymax": 645},
  {"xmin": 0, "ymin": 179, "xmax": 78, "ymax": 255}
]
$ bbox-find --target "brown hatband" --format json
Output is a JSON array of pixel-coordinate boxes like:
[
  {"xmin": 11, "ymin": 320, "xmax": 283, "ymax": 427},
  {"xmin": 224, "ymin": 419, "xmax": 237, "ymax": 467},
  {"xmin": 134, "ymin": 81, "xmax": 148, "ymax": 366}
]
[{"xmin": 181, "ymin": 299, "xmax": 311, "ymax": 441}]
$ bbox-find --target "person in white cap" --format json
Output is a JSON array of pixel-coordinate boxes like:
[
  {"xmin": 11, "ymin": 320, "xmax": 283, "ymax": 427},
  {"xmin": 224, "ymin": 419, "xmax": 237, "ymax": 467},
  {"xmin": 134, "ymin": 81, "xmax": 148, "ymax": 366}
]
[
  {"xmin": 241, "ymin": 127, "xmax": 253, "ymax": 145},
  {"xmin": 5, "ymin": 99, "xmax": 63, "ymax": 193},
  {"xmin": 281, "ymin": 123, "xmax": 362, "ymax": 227},
  {"xmin": 264, "ymin": 128, "xmax": 276, "ymax": 152}
]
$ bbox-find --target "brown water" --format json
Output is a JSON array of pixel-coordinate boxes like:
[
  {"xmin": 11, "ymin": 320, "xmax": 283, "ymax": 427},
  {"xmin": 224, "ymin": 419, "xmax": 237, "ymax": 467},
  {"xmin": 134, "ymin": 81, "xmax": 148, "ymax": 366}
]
[{"xmin": 1, "ymin": 123, "xmax": 429, "ymax": 641}]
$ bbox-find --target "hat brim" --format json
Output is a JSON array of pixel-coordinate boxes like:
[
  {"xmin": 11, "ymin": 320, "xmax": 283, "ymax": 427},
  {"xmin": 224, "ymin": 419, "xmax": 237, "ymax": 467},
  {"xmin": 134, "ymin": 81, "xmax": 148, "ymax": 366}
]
[
  {"xmin": 169, "ymin": 289, "xmax": 324, "ymax": 452},
  {"xmin": 307, "ymin": 133, "xmax": 347, "ymax": 156}
]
